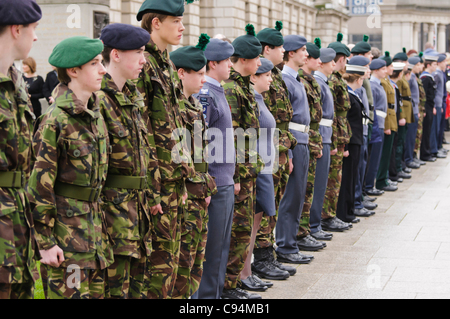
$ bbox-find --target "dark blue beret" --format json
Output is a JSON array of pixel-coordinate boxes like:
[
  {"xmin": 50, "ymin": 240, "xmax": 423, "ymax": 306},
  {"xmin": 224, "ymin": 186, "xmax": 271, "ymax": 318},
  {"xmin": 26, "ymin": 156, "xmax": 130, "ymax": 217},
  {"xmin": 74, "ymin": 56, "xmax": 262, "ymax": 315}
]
[
  {"xmin": 349, "ymin": 56, "xmax": 370, "ymax": 66},
  {"xmin": 100, "ymin": 23, "xmax": 150, "ymax": 50},
  {"xmin": 283, "ymin": 35, "xmax": 307, "ymax": 52},
  {"xmin": 255, "ymin": 58, "xmax": 274, "ymax": 75},
  {"xmin": 370, "ymin": 58, "xmax": 387, "ymax": 70},
  {"xmin": 408, "ymin": 56, "xmax": 421, "ymax": 68},
  {"xmin": 320, "ymin": 48, "xmax": 336, "ymax": 63},
  {"xmin": 204, "ymin": 38, "xmax": 235, "ymax": 61},
  {"xmin": 346, "ymin": 56, "xmax": 370, "ymax": 75},
  {"xmin": 0, "ymin": 0, "xmax": 42, "ymax": 25},
  {"xmin": 438, "ymin": 54, "xmax": 447, "ymax": 63}
]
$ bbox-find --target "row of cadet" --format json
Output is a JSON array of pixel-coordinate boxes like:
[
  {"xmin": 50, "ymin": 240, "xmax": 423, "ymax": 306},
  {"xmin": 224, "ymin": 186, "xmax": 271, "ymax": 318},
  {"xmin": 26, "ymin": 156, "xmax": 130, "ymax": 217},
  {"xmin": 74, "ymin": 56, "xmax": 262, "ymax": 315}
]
[{"xmin": 1, "ymin": 0, "xmax": 449, "ymax": 300}]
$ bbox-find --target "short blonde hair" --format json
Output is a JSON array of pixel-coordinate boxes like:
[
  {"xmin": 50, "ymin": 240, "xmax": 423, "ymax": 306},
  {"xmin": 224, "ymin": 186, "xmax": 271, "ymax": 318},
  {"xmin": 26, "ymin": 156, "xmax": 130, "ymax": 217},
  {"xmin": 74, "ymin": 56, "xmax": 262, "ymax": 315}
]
[{"xmin": 23, "ymin": 57, "xmax": 37, "ymax": 73}]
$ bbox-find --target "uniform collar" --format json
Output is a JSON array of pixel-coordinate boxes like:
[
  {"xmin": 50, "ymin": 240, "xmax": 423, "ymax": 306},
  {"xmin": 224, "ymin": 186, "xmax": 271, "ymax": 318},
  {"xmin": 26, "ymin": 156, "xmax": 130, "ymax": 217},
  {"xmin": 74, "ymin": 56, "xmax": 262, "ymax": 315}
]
[
  {"xmin": 101, "ymin": 73, "xmax": 143, "ymax": 108},
  {"xmin": 53, "ymin": 83, "xmax": 101, "ymax": 119}
]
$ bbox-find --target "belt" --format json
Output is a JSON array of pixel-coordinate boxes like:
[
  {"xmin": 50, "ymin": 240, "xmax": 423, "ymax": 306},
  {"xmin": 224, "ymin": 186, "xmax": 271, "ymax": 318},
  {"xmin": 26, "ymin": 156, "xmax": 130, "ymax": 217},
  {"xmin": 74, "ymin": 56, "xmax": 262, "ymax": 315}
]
[
  {"xmin": 194, "ymin": 162, "xmax": 208, "ymax": 173},
  {"xmin": 289, "ymin": 122, "xmax": 310, "ymax": 133},
  {"xmin": 104, "ymin": 175, "xmax": 148, "ymax": 190},
  {"xmin": 388, "ymin": 103, "xmax": 395, "ymax": 109},
  {"xmin": 54, "ymin": 180, "xmax": 102, "ymax": 202},
  {"xmin": 319, "ymin": 118, "xmax": 333, "ymax": 127},
  {"xmin": 0, "ymin": 171, "xmax": 26, "ymax": 188},
  {"xmin": 377, "ymin": 111, "xmax": 387, "ymax": 119},
  {"xmin": 402, "ymin": 96, "xmax": 412, "ymax": 101}
]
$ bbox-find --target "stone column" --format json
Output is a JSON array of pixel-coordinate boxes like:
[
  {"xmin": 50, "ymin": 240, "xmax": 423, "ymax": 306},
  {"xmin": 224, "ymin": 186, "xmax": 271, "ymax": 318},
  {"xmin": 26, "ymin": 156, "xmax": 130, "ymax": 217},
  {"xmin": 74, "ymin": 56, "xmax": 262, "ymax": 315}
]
[{"xmin": 437, "ymin": 23, "xmax": 447, "ymax": 53}]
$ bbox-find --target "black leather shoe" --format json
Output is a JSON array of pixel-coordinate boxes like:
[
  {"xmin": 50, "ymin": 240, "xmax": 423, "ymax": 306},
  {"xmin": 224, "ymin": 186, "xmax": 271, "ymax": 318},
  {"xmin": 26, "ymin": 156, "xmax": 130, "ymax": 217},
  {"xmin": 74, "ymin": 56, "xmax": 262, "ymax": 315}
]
[
  {"xmin": 311, "ymin": 229, "xmax": 333, "ymax": 241},
  {"xmin": 251, "ymin": 273, "xmax": 273, "ymax": 288},
  {"xmin": 252, "ymin": 247, "xmax": 291, "ymax": 280},
  {"xmin": 354, "ymin": 207, "xmax": 375, "ymax": 217},
  {"xmin": 378, "ymin": 184, "xmax": 398, "ymax": 192},
  {"xmin": 362, "ymin": 194, "xmax": 377, "ymax": 202},
  {"xmin": 221, "ymin": 288, "xmax": 262, "ymax": 299},
  {"xmin": 240, "ymin": 275, "xmax": 268, "ymax": 292},
  {"xmin": 363, "ymin": 200, "xmax": 377, "ymax": 210},
  {"xmin": 276, "ymin": 251, "xmax": 312, "ymax": 264},
  {"xmin": 406, "ymin": 161, "xmax": 420, "ymax": 169},
  {"xmin": 397, "ymin": 171, "xmax": 411, "ymax": 179},
  {"xmin": 296, "ymin": 235, "xmax": 324, "ymax": 251},
  {"xmin": 321, "ymin": 217, "xmax": 349, "ymax": 232},
  {"xmin": 421, "ymin": 157, "xmax": 436, "ymax": 162},
  {"xmin": 366, "ymin": 188, "xmax": 384, "ymax": 196}
]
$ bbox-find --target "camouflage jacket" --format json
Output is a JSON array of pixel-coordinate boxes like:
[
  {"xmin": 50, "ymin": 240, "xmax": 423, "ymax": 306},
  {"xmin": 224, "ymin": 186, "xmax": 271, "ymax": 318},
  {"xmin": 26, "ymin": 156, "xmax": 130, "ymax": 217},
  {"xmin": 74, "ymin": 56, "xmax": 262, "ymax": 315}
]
[
  {"xmin": 417, "ymin": 75, "xmax": 427, "ymax": 114},
  {"xmin": 329, "ymin": 71, "xmax": 352, "ymax": 149},
  {"xmin": 0, "ymin": 65, "xmax": 39, "ymax": 283},
  {"xmin": 260, "ymin": 65, "xmax": 297, "ymax": 168},
  {"xmin": 182, "ymin": 95, "xmax": 217, "ymax": 199},
  {"xmin": 97, "ymin": 74, "xmax": 152, "ymax": 258},
  {"xmin": 135, "ymin": 39, "xmax": 195, "ymax": 193},
  {"xmin": 299, "ymin": 69, "xmax": 323, "ymax": 157},
  {"xmin": 223, "ymin": 68, "xmax": 264, "ymax": 182},
  {"xmin": 28, "ymin": 84, "xmax": 114, "ymax": 270}
]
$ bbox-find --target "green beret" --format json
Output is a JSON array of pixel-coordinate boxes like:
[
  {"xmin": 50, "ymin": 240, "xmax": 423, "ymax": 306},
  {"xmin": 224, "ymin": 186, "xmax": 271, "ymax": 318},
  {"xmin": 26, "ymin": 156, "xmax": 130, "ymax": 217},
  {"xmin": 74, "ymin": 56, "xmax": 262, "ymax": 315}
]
[
  {"xmin": 328, "ymin": 33, "xmax": 351, "ymax": 57},
  {"xmin": 256, "ymin": 21, "xmax": 284, "ymax": 47},
  {"xmin": 137, "ymin": 0, "xmax": 198, "ymax": 21},
  {"xmin": 170, "ymin": 34, "xmax": 210, "ymax": 71},
  {"xmin": 232, "ymin": 24, "xmax": 262, "ymax": 59},
  {"xmin": 380, "ymin": 51, "xmax": 392, "ymax": 66},
  {"xmin": 49, "ymin": 36, "xmax": 104, "ymax": 68},
  {"xmin": 306, "ymin": 38, "xmax": 321, "ymax": 59},
  {"xmin": 351, "ymin": 35, "xmax": 371, "ymax": 54},
  {"xmin": 393, "ymin": 48, "xmax": 408, "ymax": 61}
]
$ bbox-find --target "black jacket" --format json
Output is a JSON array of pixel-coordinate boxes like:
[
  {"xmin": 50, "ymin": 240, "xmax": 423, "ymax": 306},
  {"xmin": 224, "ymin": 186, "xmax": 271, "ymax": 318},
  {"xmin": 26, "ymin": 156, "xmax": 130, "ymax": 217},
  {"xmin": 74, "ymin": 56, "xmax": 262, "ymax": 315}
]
[
  {"xmin": 42, "ymin": 70, "xmax": 59, "ymax": 102},
  {"xmin": 346, "ymin": 91, "xmax": 364, "ymax": 146}
]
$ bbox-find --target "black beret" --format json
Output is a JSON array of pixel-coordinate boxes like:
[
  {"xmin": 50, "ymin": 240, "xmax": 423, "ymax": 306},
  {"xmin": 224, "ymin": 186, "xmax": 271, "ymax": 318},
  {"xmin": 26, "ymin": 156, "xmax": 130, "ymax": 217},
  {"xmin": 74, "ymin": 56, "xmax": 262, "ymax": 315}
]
[
  {"xmin": 170, "ymin": 34, "xmax": 210, "ymax": 72},
  {"xmin": 49, "ymin": 36, "xmax": 104, "ymax": 68},
  {"xmin": 100, "ymin": 23, "xmax": 150, "ymax": 50},
  {"xmin": 232, "ymin": 24, "xmax": 262, "ymax": 59},
  {"xmin": 306, "ymin": 38, "xmax": 321, "ymax": 59},
  {"xmin": 283, "ymin": 35, "xmax": 307, "ymax": 52},
  {"xmin": 0, "ymin": 0, "xmax": 42, "ymax": 25},
  {"xmin": 328, "ymin": 33, "xmax": 351, "ymax": 57},
  {"xmin": 351, "ymin": 35, "xmax": 371, "ymax": 54},
  {"xmin": 204, "ymin": 38, "xmax": 235, "ymax": 62},
  {"xmin": 137, "ymin": 0, "xmax": 197, "ymax": 21},
  {"xmin": 256, "ymin": 21, "xmax": 284, "ymax": 47},
  {"xmin": 255, "ymin": 58, "xmax": 274, "ymax": 75}
]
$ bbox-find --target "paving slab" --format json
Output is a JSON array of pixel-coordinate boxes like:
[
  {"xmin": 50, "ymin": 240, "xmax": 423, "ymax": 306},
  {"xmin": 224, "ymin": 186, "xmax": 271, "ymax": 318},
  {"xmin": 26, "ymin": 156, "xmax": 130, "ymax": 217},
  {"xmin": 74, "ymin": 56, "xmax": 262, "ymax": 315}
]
[{"xmin": 256, "ymin": 133, "xmax": 450, "ymax": 299}]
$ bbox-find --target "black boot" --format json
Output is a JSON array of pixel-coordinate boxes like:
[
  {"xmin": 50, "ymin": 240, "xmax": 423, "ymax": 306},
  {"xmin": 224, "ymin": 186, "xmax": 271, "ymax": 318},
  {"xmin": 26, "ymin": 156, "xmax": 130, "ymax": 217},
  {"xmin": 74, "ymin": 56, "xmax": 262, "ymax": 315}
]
[{"xmin": 252, "ymin": 247, "xmax": 290, "ymax": 280}]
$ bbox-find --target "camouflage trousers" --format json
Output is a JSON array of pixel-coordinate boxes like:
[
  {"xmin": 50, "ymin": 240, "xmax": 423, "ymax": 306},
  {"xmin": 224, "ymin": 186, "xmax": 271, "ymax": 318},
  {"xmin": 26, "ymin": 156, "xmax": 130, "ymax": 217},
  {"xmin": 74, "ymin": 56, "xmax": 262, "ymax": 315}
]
[
  {"xmin": 41, "ymin": 264, "xmax": 107, "ymax": 299},
  {"xmin": 298, "ymin": 151, "xmax": 317, "ymax": 238},
  {"xmin": 224, "ymin": 177, "xmax": 256, "ymax": 290},
  {"xmin": 146, "ymin": 180, "xmax": 183, "ymax": 299},
  {"xmin": 0, "ymin": 282, "xmax": 34, "ymax": 299},
  {"xmin": 106, "ymin": 255, "xmax": 147, "ymax": 299},
  {"xmin": 255, "ymin": 162, "xmax": 288, "ymax": 249},
  {"xmin": 322, "ymin": 145, "xmax": 345, "ymax": 220},
  {"xmin": 172, "ymin": 197, "xmax": 208, "ymax": 299},
  {"xmin": 415, "ymin": 113, "xmax": 424, "ymax": 155}
]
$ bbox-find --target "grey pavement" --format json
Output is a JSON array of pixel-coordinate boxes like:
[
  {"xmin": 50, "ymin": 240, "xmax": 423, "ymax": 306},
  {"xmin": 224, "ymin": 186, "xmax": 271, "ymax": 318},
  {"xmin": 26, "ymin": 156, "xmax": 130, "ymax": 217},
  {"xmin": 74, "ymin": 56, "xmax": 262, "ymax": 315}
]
[{"xmin": 258, "ymin": 132, "xmax": 450, "ymax": 299}]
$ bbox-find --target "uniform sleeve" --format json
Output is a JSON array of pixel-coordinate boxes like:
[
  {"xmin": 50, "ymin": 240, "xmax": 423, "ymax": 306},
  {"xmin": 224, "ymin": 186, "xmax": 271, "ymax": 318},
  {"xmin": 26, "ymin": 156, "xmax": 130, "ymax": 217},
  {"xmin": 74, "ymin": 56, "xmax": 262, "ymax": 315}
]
[{"xmin": 28, "ymin": 123, "xmax": 59, "ymax": 250}]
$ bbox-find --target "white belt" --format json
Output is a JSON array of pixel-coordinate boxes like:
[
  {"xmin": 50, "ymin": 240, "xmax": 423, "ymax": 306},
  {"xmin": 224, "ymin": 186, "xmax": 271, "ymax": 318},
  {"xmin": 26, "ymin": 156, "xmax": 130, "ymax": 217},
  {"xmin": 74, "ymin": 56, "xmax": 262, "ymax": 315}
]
[
  {"xmin": 319, "ymin": 118, "xmax": 333, "ymax": 127},
  {"xmin": 289, "ymin": 122, "xmax": 310, "ymax": 133},
  {"xmin": 362, "ymin": 118, "xmax": 370, "ymax": 125},
  {"xmin": 377, "ymin": 111, "xmax": 387, "ymax": 119}
]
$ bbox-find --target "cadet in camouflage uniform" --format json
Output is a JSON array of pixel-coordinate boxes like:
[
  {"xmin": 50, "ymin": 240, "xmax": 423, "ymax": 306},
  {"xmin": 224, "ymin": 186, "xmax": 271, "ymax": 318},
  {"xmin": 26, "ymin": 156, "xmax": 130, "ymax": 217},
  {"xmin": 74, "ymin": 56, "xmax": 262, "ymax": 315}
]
[
  {"xmin": 253, "ymin": 21, "xmax": 297, "ymax": 281},
  {"xmin": 97, "ymin": 24, "xmax": 152, "ymax": 299},
  {"xmin": 321, "ymin": 33, "xmax": 353, "ymax": 230},
  {"xmin": 169, "ymin": 34, "xmax": 218, "ymax": 299},
  {"xmin": 28, "ymin": 36, "xmax": 114, "ymax": 299},
  {"xmin": 0, "ymin": 0, "xmax": 41, "ymax": 299},
  {"xmin": 297, "ymin": 38, "xmax": 326, "ymax": 251},
  {"xmin": 414, "ymin": 54, "xmax": 427, "ymax": 162},
  {"xmin": 222, "ymin": 24, "xmax": 264, "ymax": 300},
  {"xmin": 135, "ymin": 0, "xmax": 196, "ymax": 299}
]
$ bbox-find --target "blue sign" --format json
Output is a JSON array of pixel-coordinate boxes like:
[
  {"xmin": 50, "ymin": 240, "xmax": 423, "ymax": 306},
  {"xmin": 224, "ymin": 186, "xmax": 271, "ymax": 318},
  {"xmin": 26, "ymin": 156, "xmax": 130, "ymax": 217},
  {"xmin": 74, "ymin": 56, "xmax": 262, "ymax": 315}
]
[{"xmin": 347, "ymin": 0, "xmax": 383, "ymax": 16}]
